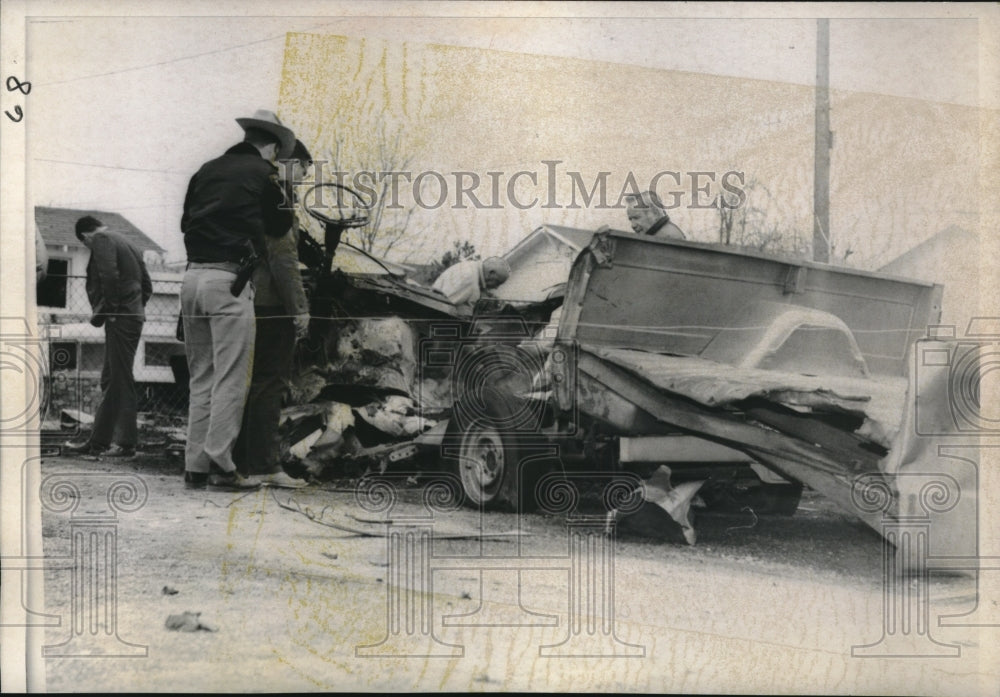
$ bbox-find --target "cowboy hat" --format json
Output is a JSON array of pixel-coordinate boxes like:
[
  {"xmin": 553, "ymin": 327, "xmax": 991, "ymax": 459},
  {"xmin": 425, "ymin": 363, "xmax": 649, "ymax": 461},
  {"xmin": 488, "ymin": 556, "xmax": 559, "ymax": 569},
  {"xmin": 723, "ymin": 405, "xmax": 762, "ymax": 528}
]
[
  {"xmin": 290, "ymin": 139, "xmax": 313, "ymax": 163},
  {"xmin": 235, "ymin": 109, "xmax": 296, "ymax": 159}
]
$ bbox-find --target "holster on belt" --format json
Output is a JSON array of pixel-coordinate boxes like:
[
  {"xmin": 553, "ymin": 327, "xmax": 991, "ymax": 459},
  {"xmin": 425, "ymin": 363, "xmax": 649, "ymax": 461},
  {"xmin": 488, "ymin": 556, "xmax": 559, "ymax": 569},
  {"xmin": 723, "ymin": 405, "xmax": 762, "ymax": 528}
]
[{"xmin": 229, "ymin": 239, "xmax": 261, "ymax": 297}]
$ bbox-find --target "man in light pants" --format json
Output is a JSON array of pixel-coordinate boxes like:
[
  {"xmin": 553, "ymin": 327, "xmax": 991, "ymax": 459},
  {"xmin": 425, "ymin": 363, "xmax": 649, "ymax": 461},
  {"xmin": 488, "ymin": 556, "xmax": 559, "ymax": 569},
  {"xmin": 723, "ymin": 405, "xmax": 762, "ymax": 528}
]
[{"xmin": 179, "ymin": 109, "xmax": 295, "ymax": 490}]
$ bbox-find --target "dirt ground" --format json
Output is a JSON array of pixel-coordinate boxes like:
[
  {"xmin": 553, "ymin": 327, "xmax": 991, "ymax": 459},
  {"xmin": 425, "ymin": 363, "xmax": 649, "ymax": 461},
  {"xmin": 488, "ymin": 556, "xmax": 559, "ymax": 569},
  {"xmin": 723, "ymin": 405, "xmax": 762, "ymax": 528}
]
[{"xmin": 37, "ymin": 449, "xmax": 997, "ymax": 694}]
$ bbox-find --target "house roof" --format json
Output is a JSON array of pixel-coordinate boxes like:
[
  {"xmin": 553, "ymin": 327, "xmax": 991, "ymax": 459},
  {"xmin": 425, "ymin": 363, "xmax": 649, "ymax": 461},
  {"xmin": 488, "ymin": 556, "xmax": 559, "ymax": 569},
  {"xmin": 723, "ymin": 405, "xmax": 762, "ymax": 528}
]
[
  {"xmin": 34, "ymin": 206, "xmax": 165, "ymax": 254},
  {"xmin": 502, "ymin": 224, "xmax": 597, "ymax": 264},
  {"xmin": 879, "ymin": 225, "xmax": 974, "ymax": 277},
  {"xmin": 492, "ymin": 224, "xmax": 599, "ymax": 303},
  {"xmin": 542, "ymin": 224, "xmax": 600, "ymax": 249}
]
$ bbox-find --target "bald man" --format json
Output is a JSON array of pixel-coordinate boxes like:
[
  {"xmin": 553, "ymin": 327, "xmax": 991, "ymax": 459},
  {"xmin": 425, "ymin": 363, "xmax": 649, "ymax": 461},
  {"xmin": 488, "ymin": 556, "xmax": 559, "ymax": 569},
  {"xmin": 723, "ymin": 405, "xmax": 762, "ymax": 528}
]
[{"xmin": 432, "ymin": 256, "xmax": 510, "ymax": 311}]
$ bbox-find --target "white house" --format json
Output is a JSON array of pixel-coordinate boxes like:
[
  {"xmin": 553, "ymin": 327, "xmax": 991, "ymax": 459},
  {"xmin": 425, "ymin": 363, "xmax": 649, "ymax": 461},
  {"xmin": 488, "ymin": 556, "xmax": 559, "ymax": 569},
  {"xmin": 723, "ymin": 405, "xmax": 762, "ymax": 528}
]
[
  {"xmin": 34, "ymin": 206, "xmax": 185, "ymax": 384},
  {"xmin": 493, "ymin": 224, "xmax": 598, "ymax": 303},
  {"xmin": 879, "ymin": 225, "xmax": 980, "ymax": 333}
]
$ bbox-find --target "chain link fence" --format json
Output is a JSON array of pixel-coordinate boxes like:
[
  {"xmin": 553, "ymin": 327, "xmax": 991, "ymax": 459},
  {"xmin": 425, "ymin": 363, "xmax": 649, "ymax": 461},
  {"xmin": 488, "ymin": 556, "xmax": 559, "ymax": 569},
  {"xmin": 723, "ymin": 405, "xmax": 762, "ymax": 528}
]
[{"xmin": 36, "ymin": 274, "xmax": 189, "ymax": 435}]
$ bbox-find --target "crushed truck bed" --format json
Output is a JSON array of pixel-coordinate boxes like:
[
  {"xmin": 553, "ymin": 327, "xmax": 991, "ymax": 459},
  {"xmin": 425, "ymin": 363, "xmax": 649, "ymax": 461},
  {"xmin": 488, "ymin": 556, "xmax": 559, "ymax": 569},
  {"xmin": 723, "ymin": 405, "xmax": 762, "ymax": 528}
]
[{"xmin": 589, "ymin": 346, "xmax": 908, "ymax": 449}]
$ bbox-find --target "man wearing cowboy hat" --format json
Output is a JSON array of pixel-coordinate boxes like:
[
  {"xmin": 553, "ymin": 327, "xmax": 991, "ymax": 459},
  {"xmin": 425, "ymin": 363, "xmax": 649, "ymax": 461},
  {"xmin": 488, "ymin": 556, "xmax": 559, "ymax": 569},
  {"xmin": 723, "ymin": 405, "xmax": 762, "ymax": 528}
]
[{"xmin": 179, "ymin": 109, "xmax": 296, "ymax": 491}]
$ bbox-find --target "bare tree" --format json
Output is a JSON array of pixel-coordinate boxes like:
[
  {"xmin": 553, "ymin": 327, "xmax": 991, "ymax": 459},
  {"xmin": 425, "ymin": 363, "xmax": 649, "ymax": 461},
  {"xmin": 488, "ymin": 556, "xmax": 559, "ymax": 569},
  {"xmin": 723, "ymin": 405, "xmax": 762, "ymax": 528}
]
[
  {"xmin": 716, "ymin": 177, "xmax": 810, "ymax": 258},
  {"xmin": 315, "ymin": 122, "xmax": 419, "ymax": 259}
]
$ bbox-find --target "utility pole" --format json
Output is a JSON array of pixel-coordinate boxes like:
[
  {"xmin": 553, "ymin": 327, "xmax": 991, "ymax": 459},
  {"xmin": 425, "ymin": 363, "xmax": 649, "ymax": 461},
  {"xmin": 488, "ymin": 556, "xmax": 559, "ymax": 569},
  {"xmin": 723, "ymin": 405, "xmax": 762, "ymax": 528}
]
[{"xmin": 813, "ymin": 18, "xmax": 831, "ymax": 263}]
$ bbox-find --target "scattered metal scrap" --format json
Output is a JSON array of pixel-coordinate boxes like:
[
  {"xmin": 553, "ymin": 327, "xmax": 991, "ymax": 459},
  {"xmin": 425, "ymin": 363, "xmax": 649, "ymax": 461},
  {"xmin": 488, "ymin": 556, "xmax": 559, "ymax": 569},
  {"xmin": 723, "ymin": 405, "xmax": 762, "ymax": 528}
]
[
  {"xmin": 164, "ymin": 611, "xmax": 217, "ymax": 632},
  {"xmin": 268, "ymin": 489, "xmax": 523, "ymax": 541},
  {"xmin": 161, "ymin": 213, "xmax": 968, "ymax": 557}
]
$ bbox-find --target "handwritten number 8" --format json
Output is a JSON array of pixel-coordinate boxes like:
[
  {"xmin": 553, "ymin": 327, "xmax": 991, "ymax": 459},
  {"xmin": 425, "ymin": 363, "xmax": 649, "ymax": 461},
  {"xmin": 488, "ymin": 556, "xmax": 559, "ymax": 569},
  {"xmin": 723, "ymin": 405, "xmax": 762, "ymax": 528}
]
[{"xmin": 5, "ymin": 75, "xmax": 31, "ymax": 123}]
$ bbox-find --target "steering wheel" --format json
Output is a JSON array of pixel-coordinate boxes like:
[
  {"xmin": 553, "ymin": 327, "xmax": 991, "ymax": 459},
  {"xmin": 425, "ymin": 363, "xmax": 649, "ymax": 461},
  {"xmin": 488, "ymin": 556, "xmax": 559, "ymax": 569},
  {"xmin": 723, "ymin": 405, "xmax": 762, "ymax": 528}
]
[{"xmin": 301, "ymin": 182, "xmax": 371, "ymax": 229}]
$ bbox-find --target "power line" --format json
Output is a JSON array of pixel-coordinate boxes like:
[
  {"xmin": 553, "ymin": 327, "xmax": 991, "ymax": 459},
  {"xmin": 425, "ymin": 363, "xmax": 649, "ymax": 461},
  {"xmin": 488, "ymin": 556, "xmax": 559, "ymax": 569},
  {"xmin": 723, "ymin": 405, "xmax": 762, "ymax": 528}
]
[
  {"xmin": 34, "ymin": 21, "xmax": 342, "ymax": 88},
  {"xmin": 34, "ymin": 158, "xmax": 190, "ymax": 176},
  {"xmin": 37, "ymin": 36, "xmax": 279, "ymax": 87},
  {"xmin": 38, "ymin": 202, "xmax": 180, "ymax": 212}
]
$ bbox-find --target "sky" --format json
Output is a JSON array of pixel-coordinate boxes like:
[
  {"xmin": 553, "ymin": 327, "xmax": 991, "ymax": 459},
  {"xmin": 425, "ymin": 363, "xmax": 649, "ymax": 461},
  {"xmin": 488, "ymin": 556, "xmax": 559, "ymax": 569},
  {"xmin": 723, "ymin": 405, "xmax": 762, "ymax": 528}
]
[{"xmin": 19, "ymin": 2, "xmax": 997, "ymax": 267}]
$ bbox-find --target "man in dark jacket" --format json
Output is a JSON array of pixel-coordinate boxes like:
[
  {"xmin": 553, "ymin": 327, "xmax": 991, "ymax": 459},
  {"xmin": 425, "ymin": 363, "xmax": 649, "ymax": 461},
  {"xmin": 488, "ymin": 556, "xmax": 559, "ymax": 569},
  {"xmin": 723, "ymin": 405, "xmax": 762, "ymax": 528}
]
[
  {"xmin": 180, "ymin": 109, "xmax": 295, "ymax": 491},
  {"xmin": 624, "ymin": 191, "xmax": 686, "ymax": 239},
  {"xmin": 232, "ymin": 139, "xmax": 311, "ymax": 488},
  {"xmin": 64, "ymin": 215, "xmax": 152, "ymax": 457}
]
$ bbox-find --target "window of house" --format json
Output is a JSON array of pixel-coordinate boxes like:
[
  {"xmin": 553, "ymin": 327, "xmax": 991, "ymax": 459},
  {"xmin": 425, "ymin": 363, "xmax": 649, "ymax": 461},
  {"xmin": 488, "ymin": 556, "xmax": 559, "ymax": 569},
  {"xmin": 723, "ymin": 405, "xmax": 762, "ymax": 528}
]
[{"xmin": 36, "ymin": 258, "xmax": 69, "ymax": 308}]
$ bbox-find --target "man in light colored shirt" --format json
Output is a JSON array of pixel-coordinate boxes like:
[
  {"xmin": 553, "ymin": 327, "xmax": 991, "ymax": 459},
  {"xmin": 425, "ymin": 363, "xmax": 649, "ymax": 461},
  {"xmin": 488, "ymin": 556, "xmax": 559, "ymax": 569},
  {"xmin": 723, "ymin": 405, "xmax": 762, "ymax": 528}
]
[{"xmin": 431, "ymin": 256, "xmax": 510, "ymax": 310}]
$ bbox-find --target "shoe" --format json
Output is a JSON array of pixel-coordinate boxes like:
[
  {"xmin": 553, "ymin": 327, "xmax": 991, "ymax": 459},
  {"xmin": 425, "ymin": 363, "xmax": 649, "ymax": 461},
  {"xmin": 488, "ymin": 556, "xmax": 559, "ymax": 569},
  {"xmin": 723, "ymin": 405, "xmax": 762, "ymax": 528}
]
[
  {"xmin": 258, "ymin": 471, "xmax": 308, "ymax": 489},
  {"xmin": 103, "ymin": 444, "xmax": 136, "ymax": 458},
  {"xmin": 208, "ymin": 469, "xmax": 260, "ymax": 491},
  {"xmin": 184, "ymin": 471, "xmax": 208, "ymax": 490},
  {"xmin": 63, "ymin": 440, "xmax": 108, "ymax": 456}
]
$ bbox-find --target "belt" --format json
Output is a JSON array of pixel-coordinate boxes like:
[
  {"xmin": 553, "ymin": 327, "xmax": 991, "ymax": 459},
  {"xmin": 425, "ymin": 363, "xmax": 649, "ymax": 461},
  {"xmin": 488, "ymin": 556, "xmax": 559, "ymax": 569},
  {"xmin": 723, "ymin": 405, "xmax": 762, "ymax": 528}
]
[{"xmin": 188, "ymin": 261, "xmax": 240, "ymax": 273}]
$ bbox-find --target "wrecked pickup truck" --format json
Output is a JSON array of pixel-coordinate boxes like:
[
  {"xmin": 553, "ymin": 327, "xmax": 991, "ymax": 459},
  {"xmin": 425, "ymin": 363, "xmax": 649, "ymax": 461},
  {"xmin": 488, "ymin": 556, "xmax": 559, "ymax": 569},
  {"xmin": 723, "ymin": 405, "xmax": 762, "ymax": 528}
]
[{"xmin": 439, "ymin": 229, "xmax": 968, "ymax": 548}]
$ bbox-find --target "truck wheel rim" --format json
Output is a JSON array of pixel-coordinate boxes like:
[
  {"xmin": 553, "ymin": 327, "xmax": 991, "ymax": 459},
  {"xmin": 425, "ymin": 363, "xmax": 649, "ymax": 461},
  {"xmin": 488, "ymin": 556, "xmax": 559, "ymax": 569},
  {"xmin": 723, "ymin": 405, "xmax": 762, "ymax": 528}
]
[{"xmin": 459, "ymin": 428, "xmax": 504, "ymax": 503}]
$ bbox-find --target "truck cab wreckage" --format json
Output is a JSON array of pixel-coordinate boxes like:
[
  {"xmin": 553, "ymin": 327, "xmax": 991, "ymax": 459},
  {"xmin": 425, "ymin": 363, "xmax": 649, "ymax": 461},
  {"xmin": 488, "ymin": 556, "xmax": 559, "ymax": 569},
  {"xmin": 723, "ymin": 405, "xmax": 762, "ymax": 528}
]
[{"xmin": 281, "ymin": 205, "xmax": 975, "ymax": 564}]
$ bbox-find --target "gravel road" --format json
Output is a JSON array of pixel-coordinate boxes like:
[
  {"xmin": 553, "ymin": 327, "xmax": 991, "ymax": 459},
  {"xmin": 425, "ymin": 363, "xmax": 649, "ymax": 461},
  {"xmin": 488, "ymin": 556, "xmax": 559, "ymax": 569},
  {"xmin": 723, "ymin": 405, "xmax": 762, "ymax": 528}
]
[{"xmin": 38, "ymin": 452, "xmax": 995, "ymax": 694}]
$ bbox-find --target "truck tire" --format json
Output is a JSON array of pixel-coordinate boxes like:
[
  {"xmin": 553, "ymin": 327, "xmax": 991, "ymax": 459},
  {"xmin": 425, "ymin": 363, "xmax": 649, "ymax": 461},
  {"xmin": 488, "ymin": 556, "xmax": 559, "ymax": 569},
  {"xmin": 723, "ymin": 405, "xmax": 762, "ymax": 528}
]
[
  {"xmin": 445, "ymin": 418, "xmax": 517, "ymax": 510},
  {"xmin": 442, "ymin": 393, "xmax": 549, "ymax": 512}
]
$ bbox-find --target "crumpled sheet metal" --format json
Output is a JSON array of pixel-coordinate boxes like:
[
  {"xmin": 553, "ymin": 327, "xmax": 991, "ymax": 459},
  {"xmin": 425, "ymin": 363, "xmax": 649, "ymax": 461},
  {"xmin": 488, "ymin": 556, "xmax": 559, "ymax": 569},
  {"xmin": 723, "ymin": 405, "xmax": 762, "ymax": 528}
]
[
  {"xmin": 291, "ymin": 318, "xmax": 419, "ymax": 404},
  {"xmin": 615, "ymin": 466, "xmax": 704, "ymax": 545},
  {"xmin": 875, "ymin": 338, "xmax": 978, "ymax": 571},
  {"xmin": 353, "ymin": 395, "xmax": 431, "ymax": 439},
  {"xmin": 639, "ymin": 466, "xmax": 704, "ymax": 545},
  {"xmin": 590, "ymin": 346, "xmax": 908, "ymax": 448}
]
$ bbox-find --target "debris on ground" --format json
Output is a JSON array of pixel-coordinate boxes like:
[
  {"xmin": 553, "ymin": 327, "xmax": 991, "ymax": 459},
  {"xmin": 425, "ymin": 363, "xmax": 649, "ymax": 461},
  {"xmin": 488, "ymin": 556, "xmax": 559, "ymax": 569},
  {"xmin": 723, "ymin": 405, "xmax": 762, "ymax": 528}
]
[
  {"xmin": 354, "ymin": 395, "xmax": 430, "ymax": 439},
  {"xmin": 162, "ymin": 586, "xmax": 179, "ymax": 596},
  {"xmin": 165, "ymin": 611, "xmax": 217, "ymax": 632},
  {"xmin": 289, "ymin": 427, "xmax": 323, "ymax": 460},
  {"xmin": 613, "ymin": 466, "xmax": 705, "ymax": 545},
  {"xmin": 60, "ymin": 408, "xmax": 93, "ymax": 428},
  {"xmin": 163, "ymin": 427, "xmax": 187, "ymax": 442},
  {"xmin": 278, "ymin": 369, "xmax": 440, "ymax": 480}
]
